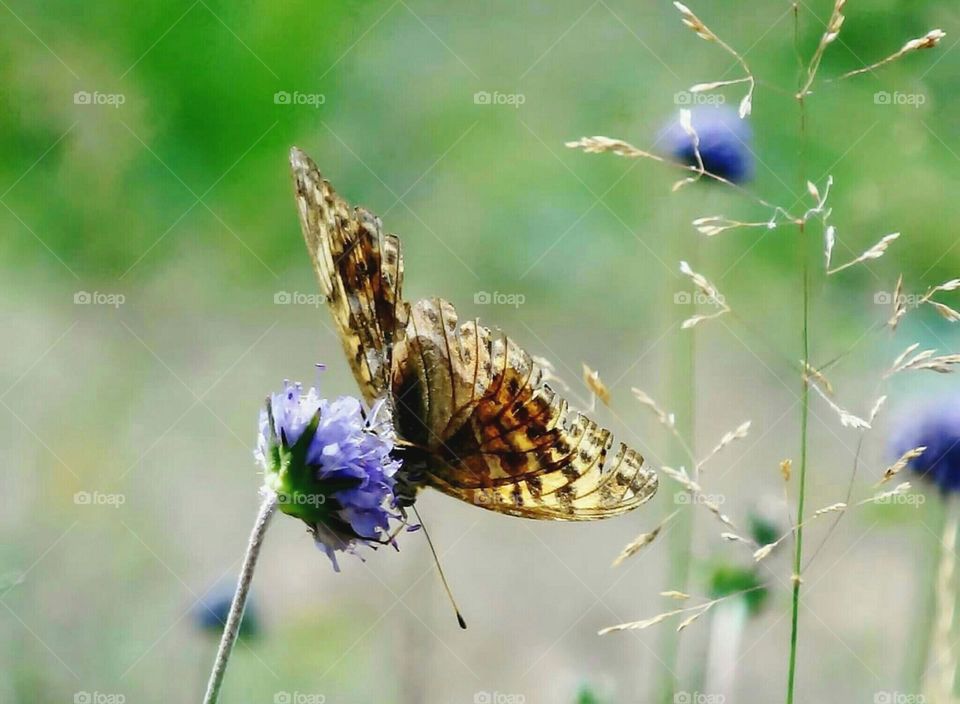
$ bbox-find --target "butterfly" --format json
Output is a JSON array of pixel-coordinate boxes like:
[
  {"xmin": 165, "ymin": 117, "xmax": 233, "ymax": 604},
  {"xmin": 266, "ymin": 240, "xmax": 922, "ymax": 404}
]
[{"xmin": 289, "ymin": 147, "xmax": 658, "ymax": 522}]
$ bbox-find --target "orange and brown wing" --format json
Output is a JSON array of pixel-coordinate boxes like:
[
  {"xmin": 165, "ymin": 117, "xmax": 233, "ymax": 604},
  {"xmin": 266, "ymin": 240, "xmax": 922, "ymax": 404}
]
[
  {"xmin": 290, "ymin": 148, "xmax": 406, "ymax": 403},
  {"xmin": 390, "ymin": 298, "xmax": 658, "ymax": 520}
]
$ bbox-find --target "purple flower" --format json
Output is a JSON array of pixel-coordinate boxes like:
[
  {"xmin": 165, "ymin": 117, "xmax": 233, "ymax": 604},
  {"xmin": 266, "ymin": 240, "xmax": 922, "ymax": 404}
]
[
  {"xmin": 893, "ymin": 401, "xmax": 960, "ymax": 494},
  {"xmin": 257, "ymin": 381, "xmax": 401, "ymax": 570},
  {"xmin": 660, "ymin": 105, "xmax": 754, "ymax": 183}
]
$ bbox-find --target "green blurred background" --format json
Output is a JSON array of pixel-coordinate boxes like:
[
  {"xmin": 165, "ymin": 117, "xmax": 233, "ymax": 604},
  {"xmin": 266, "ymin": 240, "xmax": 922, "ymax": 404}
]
[{"xmin": 3, "ymin": 0, "xmax": 960, "ymax": 702}]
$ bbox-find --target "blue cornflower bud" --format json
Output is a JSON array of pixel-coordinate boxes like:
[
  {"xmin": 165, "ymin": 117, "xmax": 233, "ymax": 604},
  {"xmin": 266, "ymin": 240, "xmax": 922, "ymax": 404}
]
[
  {"xmin": 256, "ymin": 381, "xmax": 402, "ymax": 570},
  {"xmin": 660, "ymin": 105, "xmax": 754, "ymax": 183},
  {"xmin": 893, "ymin": 401, "xmax": 960, "ymax": 494}
]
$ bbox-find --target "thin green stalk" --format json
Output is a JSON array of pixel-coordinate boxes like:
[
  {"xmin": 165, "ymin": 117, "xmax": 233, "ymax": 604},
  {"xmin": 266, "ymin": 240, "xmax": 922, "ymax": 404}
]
[
  {"xmin": 786, "ymin": 5, "xmax": 808, "ymax": 702},
  {"xmin": 786, "ymin": 239, "xmax": 809, "ymax": 704},
  {"xmin": 203, "ymin": 492, "xmax": 278, "ymax": 704},
  {"xmin": 903, "ymin": 493, "xmax": 945, "ymax": 690},
  {"xmin": 655, "ymin": 218, "xmax": 698, "ymax": 704}
]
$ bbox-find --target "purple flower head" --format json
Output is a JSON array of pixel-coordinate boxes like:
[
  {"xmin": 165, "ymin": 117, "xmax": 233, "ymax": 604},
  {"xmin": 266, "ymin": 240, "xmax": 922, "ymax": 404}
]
[
  {"xmin": 892, "ymin": 400, "xmax": 960, "ymax": 494},
  {"xmin": 257, "ymin": 380, "xmax": 402, "ymax": 570},
  {"xmin": 659, "ymin": 105, "xmax": 754, "ymax": 184}
]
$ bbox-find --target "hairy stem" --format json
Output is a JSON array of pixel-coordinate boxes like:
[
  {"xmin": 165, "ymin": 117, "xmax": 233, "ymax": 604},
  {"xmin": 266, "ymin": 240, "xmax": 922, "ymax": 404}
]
[{"xmin": 203, "ymin": 492, "xmax": 278, "ymax": 704}]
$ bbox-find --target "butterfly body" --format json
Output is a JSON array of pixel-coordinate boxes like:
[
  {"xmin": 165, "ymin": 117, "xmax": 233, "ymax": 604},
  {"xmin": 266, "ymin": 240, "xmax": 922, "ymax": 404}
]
[{"xmin": 290, "ymin": 147, "xmax": 657, "ymax": 521}]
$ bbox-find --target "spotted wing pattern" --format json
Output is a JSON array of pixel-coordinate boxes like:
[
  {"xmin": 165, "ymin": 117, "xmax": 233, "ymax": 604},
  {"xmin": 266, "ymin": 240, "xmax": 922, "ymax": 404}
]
[
  {"xmin": 290, "ymin": 148, "xmax": 658, "ymax": 520},
  {"xmin": 390, "ymin": 298, "xmax": 658, "ymax": 520},
  {"xmin": 290, "ymin": 147, "xmax": 406, "ymax": 404}
]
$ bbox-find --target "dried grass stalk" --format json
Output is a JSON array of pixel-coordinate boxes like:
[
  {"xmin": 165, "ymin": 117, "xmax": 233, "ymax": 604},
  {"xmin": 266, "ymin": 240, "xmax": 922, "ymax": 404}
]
[
  {"xmin": 888, "ymin": 275, "xmax": 907, "ymax": 330},
  {"xmin": 698, "ymin": 420, "xmax": 751, "ymax": 471},
  {"xmin": 632, "ymin": 387, "xmax": 676, "ymax": 428},
  {"xmin": 827, "ymin": 232, "xmax": 900, "ymax": 275},
  {"xmin": 868, "ymin": 395, "xmax": 888, "ymax": 423},
  {"xmin": 799, "ymin": 0, "xmax": 847, "ymax": 96},
  {"xmin": 878, "ymin": 447, "xmax": 926, "ymax": 485},
  {"xmin": 839, "ymin": 29, "xmax": 946, "ymax": 80},
  {"xmin": 886, "ymin": 344, "xmax": 960, "ymax": 376},
  {"xmin": 612, "ymin": 511, "xmax": 676, "ymax": 567},
  {"xmin": 673, "ymin": 1, "xmax": 755, "ymax": 116},
  {"xmin": 582, "ymin": 364, "xmax": 612, "ymax": 405},
  {"xmin": 780, "ymin": 459, "xmax": 793, "ymax": 482},
  {"xmin": 679, "ymin": 260, "xmax": 731, "ymax": 328},
  {"xmin": 809, "ymin": 380, "xmax": 871, "ymax": 430}
]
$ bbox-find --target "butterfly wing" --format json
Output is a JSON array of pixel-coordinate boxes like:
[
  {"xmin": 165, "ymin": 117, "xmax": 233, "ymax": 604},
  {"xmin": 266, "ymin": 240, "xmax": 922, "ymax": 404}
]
[
  {"xmin": 290, "ymin": 148, "xmax": 657, "ymax": 520},
  {"xmin": 290, "ymin": 148, "xmax": 406, "ymax": 403},
  {"xmin": 391, "ymin": 298, "xmax": 658, "ymax": 520}
]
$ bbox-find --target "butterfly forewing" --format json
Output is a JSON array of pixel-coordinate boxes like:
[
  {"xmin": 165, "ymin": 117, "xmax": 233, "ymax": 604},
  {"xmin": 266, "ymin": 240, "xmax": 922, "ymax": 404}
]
[
  {"xmin": 290, "ymin": 147, "xmax": 658, "ymax": 520},
  {"xmin": 290, "ymin": 147, "xmax": 406, "ymax": 403}
]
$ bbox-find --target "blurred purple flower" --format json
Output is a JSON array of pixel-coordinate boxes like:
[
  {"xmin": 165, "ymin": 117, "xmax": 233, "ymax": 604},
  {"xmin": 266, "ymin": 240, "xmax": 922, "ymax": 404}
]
[
  {"xmin": 893, "ymin": 401, "xmax": 960, "ymax": 494},
  {"xmin": 257, "ymin": 381, "xmax": 401, "ymax": 570},
  {"xmin": 660, "ymin": 105, "xmax": 754, "ymax": 183}
]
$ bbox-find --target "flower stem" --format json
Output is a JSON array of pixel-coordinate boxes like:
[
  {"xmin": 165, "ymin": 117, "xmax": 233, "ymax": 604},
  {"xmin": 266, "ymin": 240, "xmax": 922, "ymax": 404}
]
[
  {"xmin": 203, "ymin": 492, "xmax": 278, "ymax": 704},
  {"xmin": 904, "ymin": 493, "xmax": 945, "ymax": 690},
  {"xmin": 787, "ymin": 5, "xmax": 809, "ymax": 702},
  {"xmin": 925, "ymin": 496, "xmax": 960, "ymax": 700}
]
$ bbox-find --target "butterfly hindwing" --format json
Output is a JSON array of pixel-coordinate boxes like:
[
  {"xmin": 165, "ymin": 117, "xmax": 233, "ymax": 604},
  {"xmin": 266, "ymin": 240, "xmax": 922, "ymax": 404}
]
[
  {"xmin": 391, "ymin": 298, "xmax": 658, "ymax": 520},
  {"xmin": 291, "ymin": 149, "xmax": 658, "ymax": 520}
]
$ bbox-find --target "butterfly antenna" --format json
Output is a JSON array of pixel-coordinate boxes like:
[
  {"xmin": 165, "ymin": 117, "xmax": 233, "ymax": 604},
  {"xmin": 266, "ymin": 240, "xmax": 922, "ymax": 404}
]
[{"xmin": 412, "ymin": 505, "xmax": 467, "ymax": 629}]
